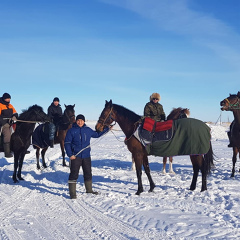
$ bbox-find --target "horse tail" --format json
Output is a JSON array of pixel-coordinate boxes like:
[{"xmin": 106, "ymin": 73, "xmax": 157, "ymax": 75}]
[{"xmin": 203, "ymin": 142, "xmax": 214, "ymax": 175}]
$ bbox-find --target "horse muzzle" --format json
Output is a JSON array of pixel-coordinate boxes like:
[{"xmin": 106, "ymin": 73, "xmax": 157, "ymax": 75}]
[{"xmin": 95, "ymin": 122, "xmax": 104, "ymax": 132}]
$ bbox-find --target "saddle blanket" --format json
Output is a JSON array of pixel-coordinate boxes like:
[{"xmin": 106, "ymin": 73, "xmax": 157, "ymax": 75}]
[
  {"xmin": 137, "ymin": 118, "xmax": 211, "ymax": 157},
  {"xmin": 32, "ymin": 123, "xmax": 51, "ymax": 149}
]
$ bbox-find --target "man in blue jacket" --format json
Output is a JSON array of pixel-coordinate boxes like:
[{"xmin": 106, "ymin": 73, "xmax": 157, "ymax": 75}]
[{"xmin": 64, "ymin": 114, "xmax": 110, "ymax": 199}]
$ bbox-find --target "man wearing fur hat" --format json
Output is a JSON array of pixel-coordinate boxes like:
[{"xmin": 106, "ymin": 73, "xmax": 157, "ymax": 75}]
[
  {"xmin": 0, "ymin": 93, "xmax": 18, "ymax": 158},
  {"xmin": 47, "ymin": 97, "xmax": 63, "ymax": 148},
  {"xmin": 64, "ymin": 114, "xmax": 111, "ymax": 199},
  {"xmin": 144, "ymin": 93, "xmax": 166, "ymax": 121}
]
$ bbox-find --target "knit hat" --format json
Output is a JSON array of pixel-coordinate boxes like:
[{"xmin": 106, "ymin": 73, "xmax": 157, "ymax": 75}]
[
  {"xmin": 76, "ymin": 114, "xmax": 85, "ymax": 122},
  {"xmin": 2, "ymin": 93, "xmax": 11, "ymax": 100},
  {"xmin": 150, "ymin": 93, "xmax": 160, "ymax": 102},
  {"xmin": 53, "ymin": 97, "xmax": 60, "ymax": 102}
]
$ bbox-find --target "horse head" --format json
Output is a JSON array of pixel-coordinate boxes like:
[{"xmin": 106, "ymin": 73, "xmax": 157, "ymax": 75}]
[
  {"xmin": 19, "ymin": 104, "xmax": 50, "ymax": 122},
  {"xmin": 220, "ymin": 93, "xmax": 240, "ymax": 111},
  {"xmin": 63, "ymin": 104, "xmax": 76, "ymax": 124},
  {"xmin": 95, "ymin": 100, "xmax": 115, "ymax": 132},
  {"xmin": 167, "ymin": 107, "xmax": 190, "ymax": 120}
]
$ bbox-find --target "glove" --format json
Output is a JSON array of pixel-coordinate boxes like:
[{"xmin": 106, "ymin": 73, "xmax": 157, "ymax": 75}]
[{"xmin": 12, "ymin": 116, "xmax": 17, "ymax": 122}]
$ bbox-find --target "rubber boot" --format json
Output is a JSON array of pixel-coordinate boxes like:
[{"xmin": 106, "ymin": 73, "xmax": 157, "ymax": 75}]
[
  {"xmin": 3, "ymin": 143, "xmax": 13, "ymax": 158},
  {"xmin": 84, "ymin": 180, "xmax": 98, "ymax": 195},
  {"xmin": 68, "ymin": 182, "xmax": 77, "ymax": 199}
]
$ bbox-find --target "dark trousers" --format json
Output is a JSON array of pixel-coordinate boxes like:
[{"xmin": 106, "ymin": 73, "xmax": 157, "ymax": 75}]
[{"xmin": 68, "ymin": 157, "xmax": 92, "ymax": 182}]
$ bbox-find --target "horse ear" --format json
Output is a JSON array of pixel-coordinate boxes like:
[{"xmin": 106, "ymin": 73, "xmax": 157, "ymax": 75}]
[
  {"xmin": 237, "ymin": 91, "xmax": 240, "ymax": 97},
  {"xmin": 64, "ymin": 104, "xmax": 67, "ymax": 108},
  {"xmin": 109, "ymin": 99, "xmax": 112, "ymax": 106},
  {"xmin": 73, "ymin": 104, "xmax": 75, "ymax": 108}
]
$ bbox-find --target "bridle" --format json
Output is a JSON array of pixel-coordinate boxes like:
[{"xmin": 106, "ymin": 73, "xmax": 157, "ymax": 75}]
[
  {"xmin": 63, "ymin": 109, "xmax": 75, "ymax": 124},
  {"xmin": 224, "ymin": 96, "xmax": 240, "ymax": 110},
  {"xmin": 97, "ymin": 107, "xmax": 116, "ymax": 128}
]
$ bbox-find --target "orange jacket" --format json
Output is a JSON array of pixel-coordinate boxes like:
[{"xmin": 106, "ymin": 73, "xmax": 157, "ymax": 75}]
[{"xmin": 0, "ymin": 101, "xmax": 17, "ymax": 125}]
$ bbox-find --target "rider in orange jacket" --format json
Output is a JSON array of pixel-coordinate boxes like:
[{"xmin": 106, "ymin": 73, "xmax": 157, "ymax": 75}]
[{"xmin": 0, "ymin": 93, "xmax": 18, "ymax": 158}]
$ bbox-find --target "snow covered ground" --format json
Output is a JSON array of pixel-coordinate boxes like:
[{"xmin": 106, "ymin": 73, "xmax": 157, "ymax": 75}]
[{"xmin": 0, "ymin": 121, "xmax": 240, "ymax": 240}]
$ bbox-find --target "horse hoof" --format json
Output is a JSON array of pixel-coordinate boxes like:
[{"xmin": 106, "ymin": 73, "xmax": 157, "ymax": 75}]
[
  {"xmin": 43, "ymin": 165, "xmax": 48, "ymax": 169},
  {"xmin": 135, "ymin": 189, "xmax": 143, "ymax": 195}
]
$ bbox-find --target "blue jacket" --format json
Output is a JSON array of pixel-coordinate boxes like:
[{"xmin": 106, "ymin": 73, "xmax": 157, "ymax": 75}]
[{"xmin": 64, "ymin": 122, "xmax": 109, "ymax": 159}]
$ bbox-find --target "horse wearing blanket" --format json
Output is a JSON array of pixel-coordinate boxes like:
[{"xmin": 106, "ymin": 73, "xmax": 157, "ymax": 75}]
[{"xmin": 96, "ymin": 100, "xmax": 214, "ymax": 195}]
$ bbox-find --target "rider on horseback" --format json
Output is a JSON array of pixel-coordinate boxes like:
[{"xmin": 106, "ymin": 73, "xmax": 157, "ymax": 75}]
[
  {"xmin": 47, "ymin": 97, "xmax": 63, "ymax": 148},
  {"xmin": 0, "ymin": 93, "xmax": 18, "ymax": 158},
  {"xmin": 144, "ymin": 92, "xmax": 166, "ymax": 121}
]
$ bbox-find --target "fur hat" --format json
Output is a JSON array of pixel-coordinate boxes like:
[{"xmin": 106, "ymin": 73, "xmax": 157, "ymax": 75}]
[
  {"xmin": 2, "ymin": 93, "xmax": 11, "ymax": 100},
  {"xmin": 76, "ymin": 114, "xmax": 85, "ymax": 122},
  {"xmin": 150, "ymin": 93, "xmax": 160, "ymax": 101},
  {"xmin": 53, "ymin": 97, "xmax": 60, "ymax": 102}
]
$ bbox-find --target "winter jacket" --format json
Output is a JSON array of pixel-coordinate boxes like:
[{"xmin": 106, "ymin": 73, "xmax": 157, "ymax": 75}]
[
  {"xmin": 47, "ymin": 103, "xmax": 63, "ymax": 124},
  {"xmin": 0, "ymin": 98, "xmax": 17, "ymax": 125},
  {"xmin": 144, "ymin": 101, "xmax": 166, "ymax": 121},
  {"xmin": 64, "ymin": 122, "xmax": 109, "ymax": 159}
]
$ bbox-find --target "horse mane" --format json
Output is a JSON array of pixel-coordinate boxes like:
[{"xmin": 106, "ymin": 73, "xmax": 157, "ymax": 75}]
[
  {"xmin": 167, "ymin": 107, "xmax": 190, "ymax": 120},
  {"xmin": 113, "ymin": 103, "xmax": 141, "ymax": 122},
  {"xmin": 18, "ymin": 104, "xmax": 44, "ymax": 120}
]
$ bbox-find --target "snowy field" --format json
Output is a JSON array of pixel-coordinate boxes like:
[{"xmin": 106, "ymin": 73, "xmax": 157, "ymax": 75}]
[{"xmin": 0, "ymin": 121, "xmax": 240, "ymax": 240}]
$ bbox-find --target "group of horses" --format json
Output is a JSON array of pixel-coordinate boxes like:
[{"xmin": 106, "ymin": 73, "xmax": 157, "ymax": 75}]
[
  {"xmin": 1, "ymin": 92, "xmax": 239, "ymax": 195},
  {"xmin": 0, "ymin": 104, "xmax": 75, "ymax": 183}
]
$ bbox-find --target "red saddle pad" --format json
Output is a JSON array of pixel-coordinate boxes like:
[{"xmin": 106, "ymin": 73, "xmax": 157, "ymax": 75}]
[
  {"xmin": 155, "ymin": 120, "xmax": 173, "ymax": 132},
  {"xmin": 142, "ymin": 117, "xmax": 155, "ymax": 132}
]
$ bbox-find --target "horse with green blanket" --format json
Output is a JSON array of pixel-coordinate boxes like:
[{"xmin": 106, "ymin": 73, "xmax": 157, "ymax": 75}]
[{"xmin": 96, "ymin": 100, "xmax": 214, "ymax": 195}]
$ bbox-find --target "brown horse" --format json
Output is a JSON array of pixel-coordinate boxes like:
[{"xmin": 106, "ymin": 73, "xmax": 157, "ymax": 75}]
[
  {"xmin": 162, "ymin": 107, "xmax": 190, "ymax": 174},
  {"xmin": 96, "ymin": 100, "xmax": 214, "ymax": 195},
  {"xmin": 220, "ymin": 92, "xmax": 240, "ymax": 177},
  {"xmin": 34, "ymin": 104, "xmax": 75, "ymax": 169}
]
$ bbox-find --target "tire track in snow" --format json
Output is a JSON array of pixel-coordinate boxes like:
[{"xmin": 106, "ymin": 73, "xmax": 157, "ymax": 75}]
[{"xmin": 64, "ymin": 196, "xmax": 166, "ymax": 240}]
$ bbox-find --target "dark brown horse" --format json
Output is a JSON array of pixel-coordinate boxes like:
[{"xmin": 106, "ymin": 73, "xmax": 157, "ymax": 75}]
[
  {"xmin": 95, "ymin": 100, "xmax": 213, "ymax": 195},
  {"xmin": 220, "ymin": 92, "xmax": 240, "ymax": 177},
  {"xmin": 34, "ymin": 104, "xmax": 75, "ymax": 169},
  {"xmin": 162, "ymin": 107, "xmax": 190, "ymax": 174},
  {"xmin": 9, "ymin": 105, "xmax": 50, "ymax": 183}
]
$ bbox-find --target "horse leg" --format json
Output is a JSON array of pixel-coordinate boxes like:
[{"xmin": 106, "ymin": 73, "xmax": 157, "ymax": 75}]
[
  {"xmin": 17, "ymin": 151, "xmax": 25, "ymax": 180},
  {"xmin": 133, "ymin": 154, "xmax": 144, "ymax": 195},
  {"xmin": 169, "ymin": 157, "xmax": 175, "ymax": 174},
  {"xmin": 41, "ymin": 148, "xmax": 48, "ymax": 168},
  {"xmin": 36, "ymin": 148, "xmax": 41, "ymax": 170},
  {"xmin": 13, "ymin": 153, "xmax": 19, "ymax": 183},
  {"xmin": 199, "ymin": 155, "xmax": 208, "ymax": 192},
  {"xmin": 231, "ymin": 147, "xmax": 238, "ymax": 177},
  {"xmin": 189, "ymin": 155, "xmax": 200, "ymax": 191},
  {"xmin": 60, "ymin": 141, "xmax": 67, "ymax": 167},
  {"xmin": 142, "ymin": 156, "xmax": 155, "ymax": 193},
  {"xmin": 131, "ymin": 156, "xmax": 136, "ymax": 171},
  {"xmin": 162, "ymin": 157, "xmax": 167, "ymax": 174}
]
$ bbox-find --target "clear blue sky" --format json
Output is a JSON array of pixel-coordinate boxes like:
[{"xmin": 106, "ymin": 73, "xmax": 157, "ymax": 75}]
[{"xmin": 0, "ymin": 0, "xmax": 239, "ymax": 122}]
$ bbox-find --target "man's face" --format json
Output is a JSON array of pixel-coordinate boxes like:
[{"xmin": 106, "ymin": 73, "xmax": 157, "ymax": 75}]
[
  {"xmin": 4, "ymin": 98, "xmax": 11, "ymax": 103},
  {"xmin": 53, "ymin": 101, "xmax": 59, "ymax": 106},
  {"xmin": 76, "ymin": 119, "xmax": 85, "ymax": 127}
]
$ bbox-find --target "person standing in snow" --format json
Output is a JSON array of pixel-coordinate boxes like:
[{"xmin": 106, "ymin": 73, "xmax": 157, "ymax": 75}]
[
  {"xmin": 47, "ymin": 97, "xmax": 63, "ymax": 148},
  {"xmin": 0, "ymin": 93, "xmax": 18, "ymax": 158},
  {"xmin": 144, "ymin": 92, "xmax": 166, "ymax": 121},
  {"xmin": 64, "ymin": 114, "xmax": 111, "ymax": 199}
]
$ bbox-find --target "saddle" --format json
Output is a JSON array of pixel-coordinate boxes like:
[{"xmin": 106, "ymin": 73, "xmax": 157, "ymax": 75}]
[{"xmin": 137, "ymin": 117, "xmax": 174, "ymax": 145}]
